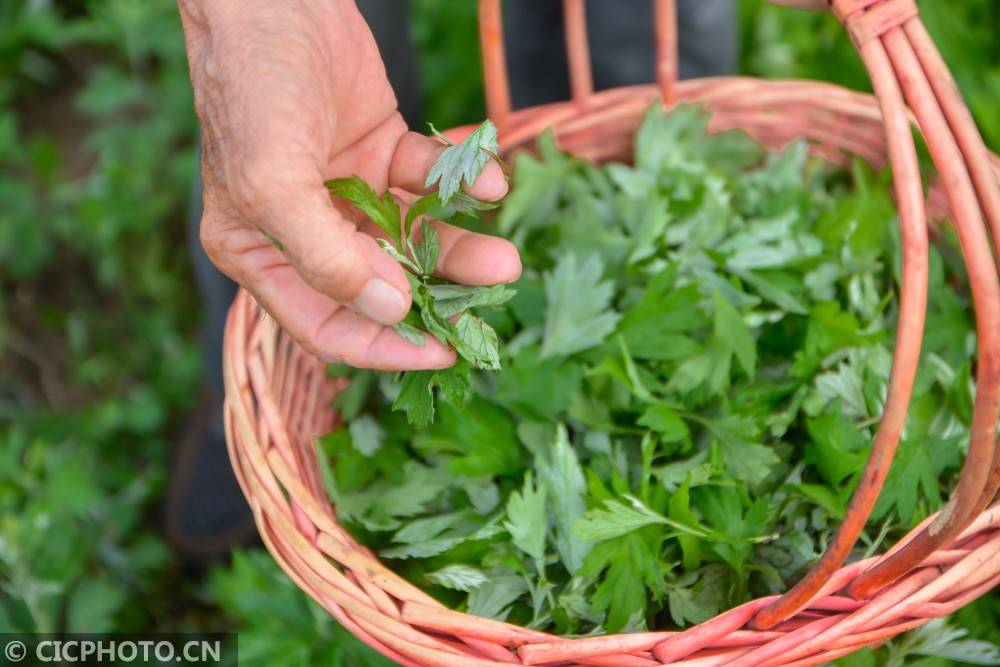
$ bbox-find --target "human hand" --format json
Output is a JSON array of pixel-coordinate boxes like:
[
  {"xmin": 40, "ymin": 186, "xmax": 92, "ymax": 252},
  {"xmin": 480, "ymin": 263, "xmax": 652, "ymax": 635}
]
[{"xmin": 178, "ymin": 0, "xmax": 521, "ymax": 370}]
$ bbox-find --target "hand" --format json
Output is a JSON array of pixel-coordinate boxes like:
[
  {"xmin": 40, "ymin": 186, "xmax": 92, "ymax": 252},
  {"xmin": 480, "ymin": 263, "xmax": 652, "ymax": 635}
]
[{"xmin": 178, "ymin": 0, "xmax": 521, "ymax": 370}]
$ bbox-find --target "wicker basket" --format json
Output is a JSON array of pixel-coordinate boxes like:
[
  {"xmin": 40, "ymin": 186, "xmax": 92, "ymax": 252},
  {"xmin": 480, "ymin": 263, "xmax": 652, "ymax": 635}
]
[{"xmin": 222, "ymin": 0, "xmax": 1000, "ymax": 664}]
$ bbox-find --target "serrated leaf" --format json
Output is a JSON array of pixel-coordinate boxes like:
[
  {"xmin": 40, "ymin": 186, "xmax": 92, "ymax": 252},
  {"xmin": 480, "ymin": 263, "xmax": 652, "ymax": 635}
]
[
  {"xmin": 638, "ymin": 405, "xmax": 689, "ymax": 442},
  {"xmin": 498, "ymin": 130, "xmax": 578, "ymax": 236},
  {"xmin": 347, "ymin": 415, "xmax": 384, "ymax": 457},
  {"xmin": 393, "ymin": 321, "xmax": 426, "ymax": 346},
  {"xmin": 431, "ymin": 360, "xmax": 471, "ymax": 406},
  {"xmin": 445, "ymin": 190, "xmax": 501, "ymax": 215},
  {"xmin": 392, "ymin": 512, "xmax": 468, "ymax": 545},
  {"xmin": 504, "ymin": 471, "xmax": 548, "ymax": 564},
  {"xmin": 804, "ymin": 409, "xmax": 869, "ymax": 486},
  {"xmin": 667, "ymin": 566, "xmax": 728, "ymax": 627},
  {"xmin": 574, "ymin": 495, "xmax": 669, "ymax": 542},
  {"xmin": 427, "ymin": 284, "xmax": 517, "ymax": 319},
  {"xmin": 452, "ymin": 312, "xmax": 501, "ymax": 370},
  {"xmin": 703, "ymin": 415, "xmax": 778, "ymax": 485},
  {"xmin": 326, "ymin": 176, "xmax": 401, "ymax": 244},
  {"xmin": 410, "ymin": 221, "xmax": 440, "ymax": 276},
  {"xmin": 392, "ymin": 370, "xmax": 435, "ymax": 427},
  {"xmin": 871, "ymin": 436, "xmax": 961, "ymax": 524},
  {"xmin": 425, "ymin": 565, "xmax": 490, "ymax": 592},
  {"xmin": 580, "ymin": 534, "xmax": 664, "ymax": 633},
  {"xmin": 888, "ymin": 618, "xmax": 1000, "ymax": 667},
  {"xmin": 535, "ymin": 425, "xmax": 590, "ymax": 574},
  {"xmin": 417, "ymin": 307, "xmax": 454, "ymax": 351},
  {"xmin": 381, "ymin": 535, "xmax": 465, "ymax": 559},
  {"xmin": 467, "ymin": 573, "xmax": 529, "ymax": 621},
  {"xmin": 377, "ymin": 238, "xmax": 420, "ymax": 273},
  {"xmin": 424, "ymin": 119, "xmax": 499, "ymax": 204},
  {"xmin": 541, "ymin": 253, "xmax": 621, "ymax": 358},
  {"xmin": 413, "ymin": 396, "xmax": 522, "ymax": 477},
  {"xmin": 404, "ymin": 193, "xmax": 441, "ymax": 235},
  {"xmin": 713, "ymin": 289, "xmax": 756, "ymax": 378}
]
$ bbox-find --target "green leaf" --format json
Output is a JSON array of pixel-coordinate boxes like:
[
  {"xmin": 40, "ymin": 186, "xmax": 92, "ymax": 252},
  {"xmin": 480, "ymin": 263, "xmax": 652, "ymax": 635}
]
[
  {"xmin": 467, "ymin": 574, "xmax": 529, "ymax": 621},
  {"xmin": 392, "ymin": 321, "xmax": 426, "ymax": 346},
  {"xmin": 617, "ymin": 274, "xmax": 707, "ymax": 361},
  {"xmin": 804, "ymin": 409, "xmax": 869, "ymax": 486},
  {"xmin": 419, "ymin": 297, "xmax": 457, "ymax": 346},
  {"xmin": 786, "ymin": 483, "xmax": 845, "ymax": 519},
  {"xmin": 348, "ymin": 415, "xmax": 384, "ymax": 457},
  {"xmin": 713, "ymin": 289, "xmax": 756, "ymax": 378},
  {"xmin": 452, "ymin": 312, "xmax": 501, "ymax": 371},
  {"xmin": 326, "ymin": 176, "xmax": 401, "ymax": 245},
  {"xmin": 413, "ymin": 396, "xmax": 522, "ymax": 477},
  {"xmin": 392, "ymin": 512, "xmax": 469, "ymax": 545},
  {"xmin": 377, "ymin": 238, "xmax": 421, "ymax": 273},
  {"xmin": 404, "ymin": 193, "xmax": 441, "ymax": 236},
  {"xmin": 425, "ymin": 565, "xmax": 490, "ymax": 593},
  {"xmin": 541, "ymin": 253, "xmax": 621, "ymax": 358},
  {"xmin": 424, "ymin": 119, "xmax": 499, "ymax": 204},
  {"xmin": 410, "ymin": 221, "xmax": 441, "ymax": 276},
  {"xmin": 392, "ymin": 370, "xmax": 435, "ymax": 427},
  {"xmin": 381, "ymin": 535, "xmax": 466, "ymax": 559},
  {"xmin": 504, "ymin": 471, "xmax": 548, "ymax": 564},
  {"xmin": 668, "ymin": 478, "xmax": 706, "ymax": 570},
  {"xmin": 871, "ymin": 436, "xmax": 961, "ymax": 525},
  {"xmin": 638, "ymin": 405, "xmax": 689, "ymax": 442},
  {"xmin": 427, "ymin": 284, "xmax": 517, "ymax": 319},
  {"xmin": 666, "ymin": 566, "xmax": 728, "ymax": 627},
  {"xmin": 535, "ymin": 425, "xmax": 590, "ymax": 575},
  {"xmin": 431, "ymin": 360, "xmax": 471, "ymax": 406},
  {"xmin": 445, "ymin": 190, "xmax": 501, "ymax": 216},
  {"xmin": 703, "ymin": 415, "xmax": 779, "ymax": 485},
  {"xmin": 495, "ymin": 347, "xmax": 582, "ymax": 420},
  {"xmin": 887, "ymin": 618, "xmax": 1000, "ymax": 666},
  {"xmin": 574, "ymin": 496, "xmax": 670, "ymax": 542},
  {"xmin": 580, "ymin": 534, "xmax": 664, "ymax": 633},
  {"xmin": 67, "ymin": 577, "xmax": 126, "ymax": 633}
]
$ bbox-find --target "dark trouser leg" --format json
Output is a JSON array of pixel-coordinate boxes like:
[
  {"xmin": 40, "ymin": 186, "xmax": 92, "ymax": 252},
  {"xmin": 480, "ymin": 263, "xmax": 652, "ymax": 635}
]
[
  {"xmin": 503, "ymin": 0, "xmax": 737, "ymax": 109},
  {"xmin": 186, "ymin": 174, "xmax": 236, "ymax": 401}
]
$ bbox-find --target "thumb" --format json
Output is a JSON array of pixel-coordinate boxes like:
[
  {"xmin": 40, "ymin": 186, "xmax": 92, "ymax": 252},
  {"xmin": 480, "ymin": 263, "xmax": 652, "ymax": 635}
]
[{"xmin": 256, "ymin": 184, "xmax": 412, "ymax": 325}]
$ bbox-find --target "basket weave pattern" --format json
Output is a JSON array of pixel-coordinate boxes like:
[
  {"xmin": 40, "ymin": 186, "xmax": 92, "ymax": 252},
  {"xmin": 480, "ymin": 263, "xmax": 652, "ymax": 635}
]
[{"xmin": 223, "ymin": 1, "xmax": 1000, "ymax": 664}]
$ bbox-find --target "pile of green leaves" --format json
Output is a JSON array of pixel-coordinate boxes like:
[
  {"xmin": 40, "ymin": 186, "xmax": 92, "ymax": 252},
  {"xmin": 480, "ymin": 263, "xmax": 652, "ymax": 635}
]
[{"xmin": 317, "ymin": 104, "xmax": 979, "ymax": 636}]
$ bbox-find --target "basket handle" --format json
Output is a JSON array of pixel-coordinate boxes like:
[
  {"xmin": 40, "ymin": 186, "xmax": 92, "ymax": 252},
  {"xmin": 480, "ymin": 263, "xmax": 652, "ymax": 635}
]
[
  {"xmin": 478, "ymin": 0, "xmax": 679, "ymax": 135},
  {"xmin": 752, "ymin": 0, "xmax": 1000, "ymax": 630}
]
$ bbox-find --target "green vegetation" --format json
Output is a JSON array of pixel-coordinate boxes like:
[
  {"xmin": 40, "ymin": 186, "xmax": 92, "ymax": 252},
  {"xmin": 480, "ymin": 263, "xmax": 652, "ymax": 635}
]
[{"xmin": 1, "ymin": 1, "xmax": 998, "ymax": 665}]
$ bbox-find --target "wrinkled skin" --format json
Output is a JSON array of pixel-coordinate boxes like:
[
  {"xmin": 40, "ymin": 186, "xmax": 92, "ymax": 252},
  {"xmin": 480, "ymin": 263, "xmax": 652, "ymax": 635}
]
[{"xmin": 178, "ymin": 0, "xmax": 521, "ymax": 370}]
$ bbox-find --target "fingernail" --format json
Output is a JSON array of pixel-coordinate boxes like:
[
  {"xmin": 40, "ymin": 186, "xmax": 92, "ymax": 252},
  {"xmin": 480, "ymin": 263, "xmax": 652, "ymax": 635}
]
[{"xmin": 352, "ymin": 278, "xmax": 408, "ymax": 325}]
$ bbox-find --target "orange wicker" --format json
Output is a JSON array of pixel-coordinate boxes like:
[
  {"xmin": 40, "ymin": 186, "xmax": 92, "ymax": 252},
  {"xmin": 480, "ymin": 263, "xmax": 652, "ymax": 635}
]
[{"xmin": 222, "ymin": 0, "xmax": 1000, "ymax": 664}]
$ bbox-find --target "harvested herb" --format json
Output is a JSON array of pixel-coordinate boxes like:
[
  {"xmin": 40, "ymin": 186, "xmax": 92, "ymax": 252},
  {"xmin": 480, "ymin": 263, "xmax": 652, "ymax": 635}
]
[
  {"xmin": 318, "ymin": 105, "xmax": 973, "ymax": 636},
  {"xmin": 325, "ymin": 120, "xmax": 514, "ymax": 426}
]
